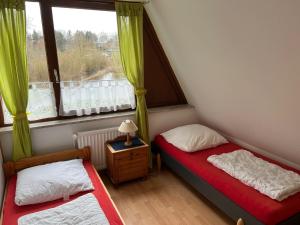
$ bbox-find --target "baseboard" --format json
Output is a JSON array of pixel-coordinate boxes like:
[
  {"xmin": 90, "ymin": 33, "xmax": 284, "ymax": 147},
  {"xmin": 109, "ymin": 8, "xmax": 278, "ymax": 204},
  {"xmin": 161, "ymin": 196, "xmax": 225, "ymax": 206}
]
[{"xmin": 223, "ymin": 134, "xmax": 300, "ymax": 170}]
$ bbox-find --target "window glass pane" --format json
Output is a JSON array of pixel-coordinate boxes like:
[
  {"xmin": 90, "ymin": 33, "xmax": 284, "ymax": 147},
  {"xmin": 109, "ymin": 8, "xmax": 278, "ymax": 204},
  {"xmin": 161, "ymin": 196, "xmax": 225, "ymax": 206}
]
[
  {"xmin": 3, "ymin": 2, "xmax": 57, "ymax": 124},
  {"xmin": 26, "ymin": 2, "xmax": 49, "ymax": 82},
  {"xmin": 52, "ymin": 7, "xmax": 135, "ymax": 116}
]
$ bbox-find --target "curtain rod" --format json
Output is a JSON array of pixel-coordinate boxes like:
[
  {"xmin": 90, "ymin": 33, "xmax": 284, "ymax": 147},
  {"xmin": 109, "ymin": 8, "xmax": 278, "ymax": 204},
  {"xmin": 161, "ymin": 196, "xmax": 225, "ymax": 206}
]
[{"xmin": 115, "ymin": 0, "xmax": 150, "ymax": 4}]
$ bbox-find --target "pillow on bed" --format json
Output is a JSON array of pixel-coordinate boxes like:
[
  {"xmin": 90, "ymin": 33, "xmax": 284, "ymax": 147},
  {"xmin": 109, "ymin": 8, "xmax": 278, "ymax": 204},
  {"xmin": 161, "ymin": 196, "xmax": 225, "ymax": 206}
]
[
  {"xmin": 15, "ymin": 159, "xmax": 94, "ymax": 206},
  {"xmin": 161, "ymin": 124, "xmax": 228, "ymax": 152}
]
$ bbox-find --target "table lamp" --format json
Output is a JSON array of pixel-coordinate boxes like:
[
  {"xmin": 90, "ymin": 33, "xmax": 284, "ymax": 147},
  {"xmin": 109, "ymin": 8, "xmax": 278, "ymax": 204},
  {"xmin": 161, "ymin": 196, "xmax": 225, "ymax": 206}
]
[{"xmin": 118, "ymin": 120, "xmax": 138, "ymax": 146}]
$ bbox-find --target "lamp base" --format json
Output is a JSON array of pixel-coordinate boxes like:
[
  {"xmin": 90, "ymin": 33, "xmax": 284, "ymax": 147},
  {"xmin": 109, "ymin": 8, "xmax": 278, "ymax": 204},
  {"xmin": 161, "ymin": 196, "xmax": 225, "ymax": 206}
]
[
  {"xmin": 124, "ymin": 133, "xmax": 132, "ymax": 146},
  {"xmin": 124, "ymin": 140, "xmax": 132, "ymax": 147}
]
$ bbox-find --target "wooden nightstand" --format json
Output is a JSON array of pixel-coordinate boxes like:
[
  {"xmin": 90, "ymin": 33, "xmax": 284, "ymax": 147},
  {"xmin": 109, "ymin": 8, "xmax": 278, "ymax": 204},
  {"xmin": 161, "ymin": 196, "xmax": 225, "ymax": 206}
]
[{"xmin": 106, "ymin": 136, "xmax": 149, "ymax": 185}]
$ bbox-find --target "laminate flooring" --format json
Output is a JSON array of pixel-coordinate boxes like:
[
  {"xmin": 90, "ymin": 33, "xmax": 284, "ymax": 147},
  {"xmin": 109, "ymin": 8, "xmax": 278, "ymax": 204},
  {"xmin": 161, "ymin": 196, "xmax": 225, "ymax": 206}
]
[{"xmin": 101, "ymin": 167, "xmax": 234, "ymax": 225}]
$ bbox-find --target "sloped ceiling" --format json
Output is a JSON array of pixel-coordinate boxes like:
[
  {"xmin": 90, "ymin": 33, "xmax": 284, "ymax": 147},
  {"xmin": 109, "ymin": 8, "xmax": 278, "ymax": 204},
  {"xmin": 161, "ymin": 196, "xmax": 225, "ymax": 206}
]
[{"xmin": 145, "ymin": 0, "xmax": 300, "ymax": 165}]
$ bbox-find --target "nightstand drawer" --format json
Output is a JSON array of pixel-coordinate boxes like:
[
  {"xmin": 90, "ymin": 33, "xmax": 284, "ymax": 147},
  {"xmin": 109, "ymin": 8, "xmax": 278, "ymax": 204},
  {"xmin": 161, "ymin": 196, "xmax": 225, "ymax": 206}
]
[
  {"xmin": 118, "ymin": 166, "xmax": 148, "ymax": 182},
  {"xmin": 118, "ymin": 158, "xmax": 148, "ymax": 169},
  {"xmin": 115, "ymin": 148, "xmax": 147, "ymax": 160}
]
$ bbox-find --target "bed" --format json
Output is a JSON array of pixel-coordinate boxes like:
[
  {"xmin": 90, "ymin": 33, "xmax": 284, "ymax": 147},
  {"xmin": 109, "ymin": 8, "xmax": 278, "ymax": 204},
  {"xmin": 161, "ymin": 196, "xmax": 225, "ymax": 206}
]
[
  {"xmin": 153, "ymin": 134, "xmax": 300, "ymax": 225},
  {"xmin": 0, "ymin": 147, "xmax": 125, "ymax": 225}
]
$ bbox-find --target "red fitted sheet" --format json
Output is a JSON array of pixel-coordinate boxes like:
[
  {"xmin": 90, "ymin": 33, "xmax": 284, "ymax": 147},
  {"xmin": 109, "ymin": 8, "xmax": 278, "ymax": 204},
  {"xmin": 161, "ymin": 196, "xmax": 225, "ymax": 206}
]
[
  {"xmin": 155, "ymin": 135, "xmax": 300, "ymax": 225},
  {"xmin": 2, "ymin": 161, "xmax": 123, "ymax": 225}
]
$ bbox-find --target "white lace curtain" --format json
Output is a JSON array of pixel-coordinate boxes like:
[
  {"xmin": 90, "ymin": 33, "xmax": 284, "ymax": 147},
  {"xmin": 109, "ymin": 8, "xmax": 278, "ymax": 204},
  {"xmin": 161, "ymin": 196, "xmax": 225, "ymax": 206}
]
[
  {"xmin": 3, "ymin": 79, "xmax": 136, "ymax": 124},
  {"xmin": 60, "ymin": 79, "xmax": 136, "ymax": 116}
]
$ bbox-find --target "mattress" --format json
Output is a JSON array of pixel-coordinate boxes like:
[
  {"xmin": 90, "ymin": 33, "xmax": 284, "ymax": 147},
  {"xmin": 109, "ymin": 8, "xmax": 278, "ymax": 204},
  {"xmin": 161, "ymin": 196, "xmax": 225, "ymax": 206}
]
[
  {"xmin": 155, "ymin": 135, "xmax": 300, "ymax": 225},
  {"xmin": 2, "ymin": 161, "xmax": 123, "ymax": 225}
]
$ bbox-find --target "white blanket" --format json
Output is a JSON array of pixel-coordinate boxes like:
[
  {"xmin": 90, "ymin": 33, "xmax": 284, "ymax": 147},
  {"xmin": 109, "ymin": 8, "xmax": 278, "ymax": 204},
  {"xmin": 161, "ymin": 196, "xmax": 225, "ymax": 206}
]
[
  {"xmin": 18, "ymin": 193, "xmax": 110, "ymax": 225},
  {"xmin": 207, "ymin": 150, "xmax": 300, "ymax": 201}
]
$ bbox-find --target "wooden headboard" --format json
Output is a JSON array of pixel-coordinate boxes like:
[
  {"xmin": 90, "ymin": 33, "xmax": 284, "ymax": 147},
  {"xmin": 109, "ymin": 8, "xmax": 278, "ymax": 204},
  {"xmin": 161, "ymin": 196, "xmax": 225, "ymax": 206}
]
[{"xmin": 3, "ymin": 147, "xmax": 90, "ymax": 178}]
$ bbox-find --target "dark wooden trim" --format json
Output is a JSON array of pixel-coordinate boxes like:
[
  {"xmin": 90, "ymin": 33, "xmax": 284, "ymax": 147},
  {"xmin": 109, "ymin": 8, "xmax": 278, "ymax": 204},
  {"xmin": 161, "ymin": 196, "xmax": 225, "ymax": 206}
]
[
  {"xmin": 39, "ymin": 0, "xmax": 61, "ymax": 116},
  {"xmin": 143, "ymin": 10, "xmax": 187, "ymax": 105},
  {"xmin": 147, "ymin": 102, "xmax": 187, "ymax": 109},
  {"xmin": 50, "ymin": 0, "xmax": 115, "ymax": 10},
  {"xmin": 143, "ymin": 10, "xmax": 187, "ymax": 107},
  {"xmin": 0, "ymin": 108, "xmax": 135, "ymax": 127}
]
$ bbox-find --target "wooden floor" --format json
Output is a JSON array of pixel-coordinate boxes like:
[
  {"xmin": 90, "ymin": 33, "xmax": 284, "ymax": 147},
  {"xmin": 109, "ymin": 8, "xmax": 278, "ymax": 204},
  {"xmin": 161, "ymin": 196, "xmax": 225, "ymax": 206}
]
[{"xmin": 101, "ymin": 167, "xmax": 234, "ymax": 225}]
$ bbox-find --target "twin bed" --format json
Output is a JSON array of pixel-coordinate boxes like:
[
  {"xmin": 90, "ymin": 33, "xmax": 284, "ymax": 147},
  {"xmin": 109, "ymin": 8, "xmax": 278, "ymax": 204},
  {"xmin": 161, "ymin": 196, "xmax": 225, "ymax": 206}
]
[
  {"xmin": 154, "ymin": 134, "xmax": 300, "ymax": 225},
  {"xmin": 0, "ymin": 147, "xmax": 124, "ymax": 225},
  {"xmin": 1, "ymin": 124, "xmax": 300, "ymax": 225}
]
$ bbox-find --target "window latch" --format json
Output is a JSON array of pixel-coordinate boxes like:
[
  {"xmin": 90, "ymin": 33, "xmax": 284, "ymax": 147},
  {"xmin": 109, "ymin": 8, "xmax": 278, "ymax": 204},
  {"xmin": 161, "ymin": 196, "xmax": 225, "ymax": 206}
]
[{"xmin": 54, "ymin": 69, "xmax": 59, "ymax": 83}]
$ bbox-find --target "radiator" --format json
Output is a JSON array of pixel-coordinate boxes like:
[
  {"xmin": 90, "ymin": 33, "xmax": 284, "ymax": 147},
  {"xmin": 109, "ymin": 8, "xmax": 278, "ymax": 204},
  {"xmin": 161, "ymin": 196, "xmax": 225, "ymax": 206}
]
[{"xmin": 74, "ymin": 127, "xmax": 122, "ymax": 170}]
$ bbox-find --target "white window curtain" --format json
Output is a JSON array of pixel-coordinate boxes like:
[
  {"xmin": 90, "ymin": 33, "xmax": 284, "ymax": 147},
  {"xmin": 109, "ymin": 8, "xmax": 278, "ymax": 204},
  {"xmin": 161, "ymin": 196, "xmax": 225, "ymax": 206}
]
[
  {"xmin": 59, "ymin": 78, "xmax": 136, "ymax": 116},
  {"xmin": 3, "ymin": 79, "xmax": 135, "ymax": 123}
]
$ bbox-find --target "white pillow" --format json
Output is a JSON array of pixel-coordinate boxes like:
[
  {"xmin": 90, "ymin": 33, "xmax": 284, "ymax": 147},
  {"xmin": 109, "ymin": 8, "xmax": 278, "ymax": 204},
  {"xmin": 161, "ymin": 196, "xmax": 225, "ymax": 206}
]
[
  {"xmin": 161, "ymin": 124, "xmax": 228, "ymax": 152},
  {"xmin": 15, "ymin": 159, "xmax": 94, "ymax": 206}
]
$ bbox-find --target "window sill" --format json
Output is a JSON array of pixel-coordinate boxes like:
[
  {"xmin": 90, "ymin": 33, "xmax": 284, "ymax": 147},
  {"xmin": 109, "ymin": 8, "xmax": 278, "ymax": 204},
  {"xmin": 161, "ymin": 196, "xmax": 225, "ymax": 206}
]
[{"xmin": 0, "ymin": 104, "xmax": 193, "ymax": 134}]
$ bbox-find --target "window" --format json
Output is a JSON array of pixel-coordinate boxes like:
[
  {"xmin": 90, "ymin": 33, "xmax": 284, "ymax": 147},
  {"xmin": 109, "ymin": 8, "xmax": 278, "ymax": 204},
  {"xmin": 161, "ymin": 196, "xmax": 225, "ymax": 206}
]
[
  {"xmin": 1, "ymin": 0, "xmax": 135, "ymax": 125},
  {"xmin": 3, "ymin": 1, "xmax": 57, "ymax": 124},
  {"xmin": 52, "ymin": 7, "xmax": 134, "ymax": 116}
]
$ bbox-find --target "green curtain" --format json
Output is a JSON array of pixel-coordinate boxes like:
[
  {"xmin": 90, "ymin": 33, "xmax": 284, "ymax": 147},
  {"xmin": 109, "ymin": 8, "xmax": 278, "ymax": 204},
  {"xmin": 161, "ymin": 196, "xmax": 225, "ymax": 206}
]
[
  {"xmin": 116, "ymin": 2, "xmax": 151, "ymax": 163},
  {"xmin": 0, "ymin": 0, "xmax": 32, "ymax": 160}
]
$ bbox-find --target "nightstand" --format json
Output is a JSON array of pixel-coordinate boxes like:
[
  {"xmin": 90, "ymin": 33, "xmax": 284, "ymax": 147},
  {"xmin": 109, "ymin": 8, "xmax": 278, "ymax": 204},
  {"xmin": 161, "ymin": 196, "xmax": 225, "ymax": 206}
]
[{"xmin": 106, "ymin": 136, "xmax": 149, "ymax": 184}]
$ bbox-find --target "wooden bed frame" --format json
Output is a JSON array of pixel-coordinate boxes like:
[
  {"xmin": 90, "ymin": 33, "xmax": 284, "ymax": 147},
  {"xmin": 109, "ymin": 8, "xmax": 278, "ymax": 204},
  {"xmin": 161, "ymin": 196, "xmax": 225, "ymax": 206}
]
[{"xmin": 0, "ymin": 147, "xmax": 125, "ymax": 225}]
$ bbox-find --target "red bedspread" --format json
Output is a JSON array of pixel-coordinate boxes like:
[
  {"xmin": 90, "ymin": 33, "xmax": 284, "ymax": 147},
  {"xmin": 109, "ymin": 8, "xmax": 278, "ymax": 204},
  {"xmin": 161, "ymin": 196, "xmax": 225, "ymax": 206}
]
[
  {"xmin": 2, "ymin": 161, "xmax": 123, "ymax": 225},
  {"xmin": 155, "ymin": 135, "xmax": 300, "ymax": 225}
]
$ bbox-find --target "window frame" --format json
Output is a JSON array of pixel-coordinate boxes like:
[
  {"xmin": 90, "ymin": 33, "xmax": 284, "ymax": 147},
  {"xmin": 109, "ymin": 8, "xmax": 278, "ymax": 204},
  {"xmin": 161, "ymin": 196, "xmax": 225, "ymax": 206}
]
[
  {"xmin": 0, "ymin": 0, "xmax": 188, "ymax": 127},
  {"xmin": 0, "ymin": 0, "xmax": 133, "ymax": 127},
  {"xmin": 41, "ymin": 0, "xmax": 119, "ymax": 122}
]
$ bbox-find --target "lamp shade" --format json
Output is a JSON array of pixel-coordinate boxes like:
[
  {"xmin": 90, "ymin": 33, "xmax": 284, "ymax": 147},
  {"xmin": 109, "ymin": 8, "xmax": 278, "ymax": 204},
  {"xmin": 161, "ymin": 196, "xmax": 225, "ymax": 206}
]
[{"xmin": 118, "ymin": 120, "xmax": 138, "ymax": 133}]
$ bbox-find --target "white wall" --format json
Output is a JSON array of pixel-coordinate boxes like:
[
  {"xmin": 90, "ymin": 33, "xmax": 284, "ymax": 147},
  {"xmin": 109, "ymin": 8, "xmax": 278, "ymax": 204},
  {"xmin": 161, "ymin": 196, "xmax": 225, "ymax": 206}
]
[
  {"xmin": 145, "ymin": 0, "xmax": 300, "ymax": 166},
  {"xmin": 0, "ymin": 106, "xmax": 198, "ymax": 206},
  {"xmin": 0, "ymin": 106, "xmax": 199, "ymax": 161}
]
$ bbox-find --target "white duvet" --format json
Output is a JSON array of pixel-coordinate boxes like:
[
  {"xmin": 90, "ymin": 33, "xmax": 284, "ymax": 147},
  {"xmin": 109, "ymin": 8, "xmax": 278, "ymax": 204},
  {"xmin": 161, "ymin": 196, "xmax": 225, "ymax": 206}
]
[
  {"xmin": 18, "ymin": 193, "xmax": 110, "ymax": 225},
  {"xmin": 207, "ymin": 150, "xmax": 300, "ymax": 201}
]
